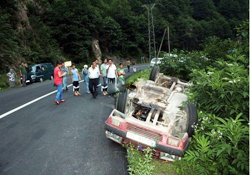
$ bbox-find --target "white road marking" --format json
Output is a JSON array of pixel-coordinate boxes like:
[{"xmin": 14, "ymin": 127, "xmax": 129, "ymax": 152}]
[
  {"xmin": 0, "ymin": 80, "xmax": 84, "ymax": 119},
  {"xmin": 0, "ymin": 64, "xmax": 149, "ymax": 119}
]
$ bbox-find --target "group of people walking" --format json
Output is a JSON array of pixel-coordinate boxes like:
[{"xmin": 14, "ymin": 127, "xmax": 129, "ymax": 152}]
[{"xmin": 53, "ymin": 58, "xmax": 127, "ymax": 105}]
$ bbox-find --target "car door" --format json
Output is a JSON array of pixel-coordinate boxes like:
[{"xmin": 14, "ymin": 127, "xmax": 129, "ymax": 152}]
[{"xmin": 41, "ymin": 64, "xmax": 49, "ymax": 80}]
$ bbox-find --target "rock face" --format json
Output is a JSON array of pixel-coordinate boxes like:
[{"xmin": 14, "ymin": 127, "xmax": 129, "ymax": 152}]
[
  {"xmin": 16, "ymin": 0, "xmax": 44, "ymax": 31},
  {"xmin": 16, "ymin": 0, "xmax": 31, "ymax": 31},
  {"xmin": 92, "ymin": 39, "xmax": 102, "ymax": 63}
]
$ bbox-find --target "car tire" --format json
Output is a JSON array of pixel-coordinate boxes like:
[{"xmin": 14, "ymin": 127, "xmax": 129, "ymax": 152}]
[
  {"xmin": 185, "ymin": 104, "xmax": 198, "ymax": 137},
  {"xmin": 116, "ymin": 90, "xmax": 128, "ymax": 113},
  {"xmin": 40, "ymin": 77, "xmax": 43, "ymax": 82},
  {"xmin": 149, "ymin": 66, "xmax": 160, "ymax": 81}
]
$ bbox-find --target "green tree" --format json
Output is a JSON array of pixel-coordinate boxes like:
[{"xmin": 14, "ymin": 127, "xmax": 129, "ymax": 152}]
[{"xmin": 192, "ymin": 0, "xmax": 219, "ymax": 20}]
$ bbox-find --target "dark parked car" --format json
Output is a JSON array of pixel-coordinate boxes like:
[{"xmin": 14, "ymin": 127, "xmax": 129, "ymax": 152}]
[{"xmin": 26, "ymin": 63, "xmax": 54, "ymax": 83}]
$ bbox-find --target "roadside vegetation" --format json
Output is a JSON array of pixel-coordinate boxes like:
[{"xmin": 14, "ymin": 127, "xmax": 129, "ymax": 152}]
[
  {"xmin": 0, "ymin": 0, "xmax": 248, "ymax": 89},
  {"xmin": 126, "ymin": 21, "xmax": 249, "ymax": 175},
  {"xmin": 126, "ymin": 68, "xmax": 151, "ymax": 88}
]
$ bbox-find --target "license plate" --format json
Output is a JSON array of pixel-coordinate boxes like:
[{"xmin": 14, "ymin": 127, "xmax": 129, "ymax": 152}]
[
  {"xmin": 126, "ymin": 131, "xmax": 156, "ymax": 147},
  {"xmin": 106, "ymin": 131, "xmax": 122, "ymax": 144}
]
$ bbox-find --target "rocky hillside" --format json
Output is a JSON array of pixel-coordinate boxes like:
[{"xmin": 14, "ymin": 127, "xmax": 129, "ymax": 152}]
[{"xmin": 0, "ymin": 0, "xmax": 248, "ymax": 75}]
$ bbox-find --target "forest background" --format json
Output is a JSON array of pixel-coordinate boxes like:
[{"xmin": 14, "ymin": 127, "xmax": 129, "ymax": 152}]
[{"xmin": 0, "ymin": 0, "xmax": 248, "ymax": 75}]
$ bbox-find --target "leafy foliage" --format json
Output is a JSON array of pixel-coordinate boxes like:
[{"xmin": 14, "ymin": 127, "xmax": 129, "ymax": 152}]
[
  {"xmin": 0, "ymin": 0, "xmax": 249, "ymax": 75},
  {"xmin": 183, "ymin": 113, "xmax": 249, "ymax": 175},
  {"xmin": 126, "ymin": 68, "xmax": 151, "ymax": 88},
  {"xmin": 159, "ymin": 50, "xmax": 210, "ymax": 80},
  {"xmin": 188, "ymin": 54, "xmax": 249, "ymax": 119},
  {"xmin": 126, "ymin": 144, "xmax": 155, "ymax": 175}
]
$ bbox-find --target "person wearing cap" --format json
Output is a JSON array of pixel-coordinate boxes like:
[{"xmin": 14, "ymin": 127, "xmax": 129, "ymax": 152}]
[
  {"xmin": 54, "ymin": 61, "xmax": 66, "ymax": 105},
  {"xmin": 88, "ymin": 61, "xmax": 100, "ymax": 98},
  {"xmin": 82, "ymin": 65, "xmax": 90, "ymax": 93},
  {"xmin": 71, "ymin": 63, "xmax": 81, "ymax": 96}
]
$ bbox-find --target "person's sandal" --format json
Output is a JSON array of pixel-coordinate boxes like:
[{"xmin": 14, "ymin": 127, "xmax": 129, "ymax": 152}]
[
  {"xmin": 54, "ymin": 100, "xmax": 60, "ymax": 105},
  {"xmin": 60, "ymin": 100, "xmax": 66, "ymax": 103}
]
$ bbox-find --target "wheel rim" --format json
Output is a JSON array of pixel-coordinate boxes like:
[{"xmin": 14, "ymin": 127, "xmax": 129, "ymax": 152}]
[{"xmin": 40, "ymin": 78, "xmax": 43, "ymax": 82}]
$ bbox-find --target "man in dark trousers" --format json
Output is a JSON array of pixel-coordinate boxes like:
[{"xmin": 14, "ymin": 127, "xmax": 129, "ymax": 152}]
[
  {"xmin": 88, "ymin": 61, "xmax": 100, "ymax": 98},
  {"xmin": 19, "ymin": 62, "xmax": 27, "ymax": 87}
]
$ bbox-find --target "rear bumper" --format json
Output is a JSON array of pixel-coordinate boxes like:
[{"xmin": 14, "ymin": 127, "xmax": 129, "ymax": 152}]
[{"xmin": 105, "ymin": 123, "xmax": 188, "ymax": 157}]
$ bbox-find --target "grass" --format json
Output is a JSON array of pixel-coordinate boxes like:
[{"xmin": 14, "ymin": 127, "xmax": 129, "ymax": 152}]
[
  {"xmin": 0, "ymin": 74, "xmax": 10, "ymax": 92},
  {"xmin": 152, "ymin": 158, "xmax": 176, "ymax": 175},
  {"xmin": 126, "ymin": 145, "xmax": 176, "ymax": 175},
  {"xmin": 0, "ymin": 74, "xmax": 21, "ymax": 92},
  {"xmin": 126, "ymin": 68, "xmax": 151, "ymax": 88}
]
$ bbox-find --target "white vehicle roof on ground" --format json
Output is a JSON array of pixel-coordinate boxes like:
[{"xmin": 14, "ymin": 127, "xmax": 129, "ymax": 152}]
[{"xmin": 106, "ymin": 66, "xmax": 198, "ymax": 161}]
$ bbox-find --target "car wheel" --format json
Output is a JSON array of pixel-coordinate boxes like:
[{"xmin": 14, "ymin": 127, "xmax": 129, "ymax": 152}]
[
  {"xmin": 149, "ymin": 66, "xmax": 160, "ymax": 81},
  {"xmin": 40, "ymin": 77, "xmax": 43, "ymax": 82},
  {"xmin": 185, "ymin": 104, "xmax": 198, "ymax": 137},
  {"xmin": 50, "ymin": 75, "xmax": 54, "ymax": 80},
  {"xmin": 116, "ymin": 90, "xmax": 128, "ymax": 113}
]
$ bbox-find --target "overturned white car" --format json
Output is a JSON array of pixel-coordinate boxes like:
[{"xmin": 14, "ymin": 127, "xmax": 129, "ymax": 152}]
[{"xmin": 105, "ymin": 66, "xmax": 198, "ymax": 161}]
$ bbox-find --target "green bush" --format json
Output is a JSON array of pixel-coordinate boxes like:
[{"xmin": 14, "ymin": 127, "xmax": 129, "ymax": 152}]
[
  {"xmin": 183, "ymin": 112, "xmax": 249, "ymax": 175},
  {"xmin": 0, "ymin": 74, "xmax": 9, "ymax": 88},
  {"xmin": 188, "ymin": 54, "xmax": 249, "ymax": 120},
  {"xmin": 203, "ymin": 36, "xmax": 234, "ymax": 61},
  {"xmin": 126, "ymin": 68, "xmax": 151, "ymax": 88},
  {"xmin": 182, "ymin": 53, "xmax": 249, "ymax": 175},
  {"xmin": 159, "ymin": 50, "xmax": 210, "ymax": 81},
  {"xmin": 126, "ymin": 145, "xmax": 155, "ymax": 175}
]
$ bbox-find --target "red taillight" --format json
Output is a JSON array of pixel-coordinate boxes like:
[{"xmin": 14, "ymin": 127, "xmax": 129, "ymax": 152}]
[{"xmin": 179, "ymin": 140, "xmax": 185, "ymax": 149}]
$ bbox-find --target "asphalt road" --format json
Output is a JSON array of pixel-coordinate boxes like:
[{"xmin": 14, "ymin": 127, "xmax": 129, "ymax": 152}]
[{"xmin": 0, "ymin": 64, "xmax": 149, "ymax": 175}]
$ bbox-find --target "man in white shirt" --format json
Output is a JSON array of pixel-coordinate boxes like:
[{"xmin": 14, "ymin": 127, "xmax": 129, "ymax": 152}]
[
  {"xmin": 88, "ymin": 62, "xmax": 100, "ymax": 98},
  {"xmin": 107, "ymin": 59, "xmax": 118, "ymax": 84},
  {"xmin": 95, "ymin": 59, "xmax": 102, "ymax": 86}
]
